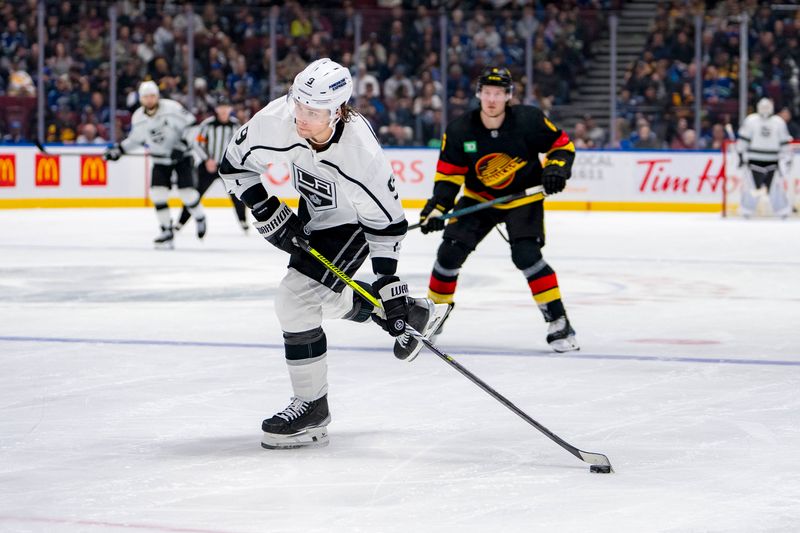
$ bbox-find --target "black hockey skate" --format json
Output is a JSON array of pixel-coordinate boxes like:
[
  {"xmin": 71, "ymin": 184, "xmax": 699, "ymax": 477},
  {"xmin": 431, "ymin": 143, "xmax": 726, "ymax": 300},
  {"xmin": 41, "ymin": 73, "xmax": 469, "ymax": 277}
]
[
  {"xmin": 546, "ymin": 316, "xmax": 579, "ymax": 353},
  {"xmin": 261, "ymin": 395, "xmax": 331, "ymax": 449},
  {"xmin": 394, "ymin": 299, "xmax": 452, "ymax": 362},
  {"xmin": 153, "ymin": 225, "xmax": 174, "ymax": 250}
]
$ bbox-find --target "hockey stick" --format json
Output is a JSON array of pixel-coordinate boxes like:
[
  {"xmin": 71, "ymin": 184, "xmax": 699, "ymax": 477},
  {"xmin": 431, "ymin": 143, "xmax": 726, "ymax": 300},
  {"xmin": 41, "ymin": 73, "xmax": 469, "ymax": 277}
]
[
  {"xmin": 408, "ymin": 185, "xmax": 545, "ymax": 231},
  {"xmin": 34, "ymin": 139, "xmax": 149, "ymax": 158},
  {"xmin": 295, "ymin": 237, "xmax": 614, "ymax": 473}
]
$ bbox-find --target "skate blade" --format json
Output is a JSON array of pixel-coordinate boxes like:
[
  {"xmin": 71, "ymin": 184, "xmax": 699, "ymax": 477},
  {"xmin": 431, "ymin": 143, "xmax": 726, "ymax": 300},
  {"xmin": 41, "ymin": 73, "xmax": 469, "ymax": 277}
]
[
  {"xmin": 398, "ymin": 302, "xmax": 453, "ymax": 363},
  {"xmin": 427, "ymin": 303, "xmax": 453, "ymax": 338},
  {"xmin": 153, "ymin": 241, "xmax": 175, "ymax": 250},
  {"xmin": 549, "ymin": 336, "xmax": 580, "ymax": 353},
  {"xmin": 261, "ymin": 425, "xmax": 329, "ymax": 450}
]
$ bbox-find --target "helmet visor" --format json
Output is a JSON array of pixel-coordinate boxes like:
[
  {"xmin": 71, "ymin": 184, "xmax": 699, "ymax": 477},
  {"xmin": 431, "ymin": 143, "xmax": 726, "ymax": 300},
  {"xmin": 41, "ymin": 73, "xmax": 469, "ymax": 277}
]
[{"xmin": 289, "ymin": 95, "xmax": 333, "ymax": 125}]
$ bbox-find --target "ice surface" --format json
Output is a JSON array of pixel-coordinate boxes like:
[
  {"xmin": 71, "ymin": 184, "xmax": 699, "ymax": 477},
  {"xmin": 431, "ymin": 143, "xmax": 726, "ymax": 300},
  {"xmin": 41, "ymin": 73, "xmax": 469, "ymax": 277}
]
[{"xmin": 1, "ymin": 208, "xmax": 799, "ymax": 532}]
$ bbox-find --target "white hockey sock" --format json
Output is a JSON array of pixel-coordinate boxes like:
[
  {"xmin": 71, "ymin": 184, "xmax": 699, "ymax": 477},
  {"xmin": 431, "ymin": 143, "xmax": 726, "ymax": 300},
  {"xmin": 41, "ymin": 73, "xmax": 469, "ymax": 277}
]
[
  {"xmin": 150, "ymin": 186, "xmax": 172, "ymax": 228},
  {"xmin": 178, "ymin": 188, "xmax": 205, "ymax": 219},
  {"xmin": 287, "ymin": 355, "xmax": 328, "ymax": 402}
]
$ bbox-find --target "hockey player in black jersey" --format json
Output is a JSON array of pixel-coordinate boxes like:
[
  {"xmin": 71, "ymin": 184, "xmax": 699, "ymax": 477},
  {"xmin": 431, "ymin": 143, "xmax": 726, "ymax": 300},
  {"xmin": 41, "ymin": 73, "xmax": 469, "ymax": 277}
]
[{"xmin": 419, "ymin": 67, "xmax": 579, "ymax": 352}]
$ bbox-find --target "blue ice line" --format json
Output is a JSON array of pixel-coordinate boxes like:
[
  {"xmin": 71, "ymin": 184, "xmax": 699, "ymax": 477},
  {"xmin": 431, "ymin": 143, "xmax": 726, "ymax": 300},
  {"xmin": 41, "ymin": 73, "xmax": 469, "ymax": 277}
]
[{"xmin": 1, "ymin": 335, "xmax": 799, "ymax": 367}]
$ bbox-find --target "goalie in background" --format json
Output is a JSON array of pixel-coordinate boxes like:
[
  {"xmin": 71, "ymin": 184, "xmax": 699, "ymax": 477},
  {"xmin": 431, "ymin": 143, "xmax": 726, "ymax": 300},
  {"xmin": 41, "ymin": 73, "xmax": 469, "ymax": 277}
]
[
  {"xmin": 418, "ymin": 67, "xmax": 579, "ymax": 353},
  {"xmin": 737, "ymin": 98, "xmax": 794, "ymax": 217}
]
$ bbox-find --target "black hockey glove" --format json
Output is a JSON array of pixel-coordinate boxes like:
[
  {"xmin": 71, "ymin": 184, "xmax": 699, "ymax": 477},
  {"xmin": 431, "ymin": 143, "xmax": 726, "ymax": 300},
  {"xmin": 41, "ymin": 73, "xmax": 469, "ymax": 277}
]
[
  {"xmin": 372, "ymin": 275, "xmax": 410, "ymax": 337},
  {"xmin": 419, "ymin": 198, "xmax": 448, "ymax": 234},
  {"xmin": 251, "ymin": 196, "xmax": 305, "ymax": 255},
  {"xmin": 103, "ymin": 144, "xmax": 122, "ymax": 161},
  {"xmin": 541, "ymin": 164, "xmax": 570, "ymax": 195}
]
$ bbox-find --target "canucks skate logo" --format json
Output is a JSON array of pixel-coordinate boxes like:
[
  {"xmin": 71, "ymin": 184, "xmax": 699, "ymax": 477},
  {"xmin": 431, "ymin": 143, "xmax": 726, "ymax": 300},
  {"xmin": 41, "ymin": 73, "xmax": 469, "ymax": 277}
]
[
  {"xmin": 293, "ymin": 165, "xmax": 337, "ymax": 212},
  {"xmin": 475, "ymin": 153, "xmax": 527, "ymax": 189}
]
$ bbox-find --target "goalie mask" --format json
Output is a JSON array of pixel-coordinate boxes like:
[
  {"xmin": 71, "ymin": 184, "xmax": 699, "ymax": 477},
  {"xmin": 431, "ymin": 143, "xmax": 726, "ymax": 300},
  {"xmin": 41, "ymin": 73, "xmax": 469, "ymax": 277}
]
[
  {"xmin": 756, "ymin": 98, "xmax": 774, "ymax": 119},
  {"xmin": 289, "ymin": 59, "xmax": 353, "ymax": 128}
]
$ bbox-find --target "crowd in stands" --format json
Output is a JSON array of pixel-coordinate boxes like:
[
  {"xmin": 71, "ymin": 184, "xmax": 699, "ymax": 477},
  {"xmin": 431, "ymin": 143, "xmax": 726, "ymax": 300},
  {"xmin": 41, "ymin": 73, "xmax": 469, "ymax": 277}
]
[
  {"xmin": 0, "ymin": 0, "xmax": 604, "ymax": 146},
  {"xmin": 1, "ymin": 0, "xmax": 797, "ymax": 149},
  {"xmin": 609, "ymin": 0, "xmax": 800, "ymax": 150}
]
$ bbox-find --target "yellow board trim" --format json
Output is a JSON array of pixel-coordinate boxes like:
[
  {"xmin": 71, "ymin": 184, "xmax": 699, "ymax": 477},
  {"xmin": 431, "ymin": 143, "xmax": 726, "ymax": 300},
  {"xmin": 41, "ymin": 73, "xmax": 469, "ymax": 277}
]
[
  {"xmin": 533, "ymin": 287, "xmax": 562, "ymax": 305},
  {"xmin": 0, "ymin": 198, "xmax": 723, "ymax": 212},
  {"xmin": 434, "ymin": 172, "xmax": 465, "ymax": 186},
  {"xmin": 544, "ymin": 201, "xmax": 722, "ymax": 212},
  {"xmin": 463, "ymin": 189, "xmax": 544, "ymax": 209}
]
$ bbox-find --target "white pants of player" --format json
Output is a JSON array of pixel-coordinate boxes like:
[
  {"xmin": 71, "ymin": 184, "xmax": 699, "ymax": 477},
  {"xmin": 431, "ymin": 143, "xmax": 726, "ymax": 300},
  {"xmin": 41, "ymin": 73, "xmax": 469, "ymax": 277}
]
[
  {"xmin": 276, "ymin": 267, "xmax": 355, "ymax": 402},
  {"xmin": 741, "ymin": 163, "xmax": 791, "ymax": 217}
]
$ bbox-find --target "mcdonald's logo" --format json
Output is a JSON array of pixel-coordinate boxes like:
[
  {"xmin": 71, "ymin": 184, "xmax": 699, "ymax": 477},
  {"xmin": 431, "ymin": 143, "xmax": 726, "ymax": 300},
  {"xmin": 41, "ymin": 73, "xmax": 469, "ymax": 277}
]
[
  {"xmin": 0, "ymin": 154, "xmax": 15, "ymax": 187},
  {"xmin": 35, "ymin": 154, "xmax": 60, "ymax": 187},
  {"xmin": 81, "ymin": 155, "xmax": 107, "ymax": 186}
]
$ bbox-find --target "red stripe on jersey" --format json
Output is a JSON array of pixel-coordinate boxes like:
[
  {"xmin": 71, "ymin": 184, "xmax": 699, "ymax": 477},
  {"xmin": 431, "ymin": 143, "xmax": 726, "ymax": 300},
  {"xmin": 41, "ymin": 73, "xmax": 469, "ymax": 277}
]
[
  {"xmin": 429, "ymin": 276, "xmax": 458, "ymax": 294},
  {"xmin": 528, "ymin": 273, "xmax": 558, "ymax": 294},
  {"xmin": 550, "ymin": 131, "xmax": 571, "ymax": 149},
  {"xmin": 436, "ymin": 160, "xmax": 469, "ymax": 175}
]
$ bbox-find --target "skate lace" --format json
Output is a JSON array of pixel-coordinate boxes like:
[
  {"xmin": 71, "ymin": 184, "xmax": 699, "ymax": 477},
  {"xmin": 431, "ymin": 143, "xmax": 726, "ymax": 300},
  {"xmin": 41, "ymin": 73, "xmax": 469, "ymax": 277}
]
[
  {"xmin": 396, "ymin": 331, "xmax": 411, "ymax": 348},
  {"xmin": 275, "ymin": 397, "xmax": 309, "ymax": 422}
]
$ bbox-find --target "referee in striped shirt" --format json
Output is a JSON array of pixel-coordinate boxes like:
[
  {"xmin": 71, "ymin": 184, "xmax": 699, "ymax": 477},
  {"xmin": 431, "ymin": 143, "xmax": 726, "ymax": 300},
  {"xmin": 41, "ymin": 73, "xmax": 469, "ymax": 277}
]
[{"xmin": 176, "ymin": 95, "xmax": 246, "ymax": 234}]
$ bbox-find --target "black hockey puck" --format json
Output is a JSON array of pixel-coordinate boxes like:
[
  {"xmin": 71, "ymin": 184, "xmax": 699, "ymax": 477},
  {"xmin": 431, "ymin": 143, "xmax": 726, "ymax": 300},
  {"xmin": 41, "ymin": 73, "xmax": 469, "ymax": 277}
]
[{"xmin": 590, "ymin": 464, "xmax": 612, "ymax": 474}]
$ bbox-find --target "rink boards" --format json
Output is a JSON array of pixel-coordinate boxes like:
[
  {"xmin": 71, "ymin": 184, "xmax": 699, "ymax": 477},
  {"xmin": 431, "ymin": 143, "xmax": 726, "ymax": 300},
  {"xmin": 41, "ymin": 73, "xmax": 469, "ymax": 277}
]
[{"xmin": 1, "ymin": 144, "xmax": 788, "ymax": 212}]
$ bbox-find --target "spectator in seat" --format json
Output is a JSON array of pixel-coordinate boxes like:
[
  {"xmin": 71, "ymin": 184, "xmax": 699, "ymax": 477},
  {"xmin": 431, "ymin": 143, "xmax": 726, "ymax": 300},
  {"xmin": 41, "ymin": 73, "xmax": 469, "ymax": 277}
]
[
  {"xmin": 7, "ymin": 62, "xmax": 35, "ymax": 97},
  {"xmin": 584, "ymin": 114, "xmax": 606, "ymax": 147},
  {"xmin": 670, "ymin": 128, "xmax": 696, "ymax": 150},
  {"xmin": 778, "ymin": 107, "xmax": 800, "ymax": 139},
  {"xmin": 632, "ymin": 123, "xmax": 662, "ymax": 149},
  {"xmin": 702, "ymin": 66, "xmax": 733, "ymax": 103},
  {"xmin": 76, "ymin": 123, "xmax": 107, "ymax": 144},
  {"xmin": 384, "ymin": 64, "xmax": 414, "ymax": 100}
]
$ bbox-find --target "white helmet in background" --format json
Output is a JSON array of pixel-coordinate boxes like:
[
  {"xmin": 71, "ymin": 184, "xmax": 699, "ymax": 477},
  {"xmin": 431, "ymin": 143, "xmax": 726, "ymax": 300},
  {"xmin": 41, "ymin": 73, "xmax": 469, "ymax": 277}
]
[
  {"xmin": 138, "ymin": 80, "xmax": 160, "ymax": 99},
  {"xmin": 290, "ymin": 59, "xmax": 353, "ymax": 126},
  {"xmin": 756, "ymin": 97, "xmax": 773, "ymax": 118}
]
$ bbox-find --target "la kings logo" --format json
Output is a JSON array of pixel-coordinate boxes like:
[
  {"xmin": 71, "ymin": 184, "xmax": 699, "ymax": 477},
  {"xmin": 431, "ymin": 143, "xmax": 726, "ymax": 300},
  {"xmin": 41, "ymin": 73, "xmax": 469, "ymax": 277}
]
[{"xmin": 293, "ymin": 164, "xmax": 337, "ymax": 212}]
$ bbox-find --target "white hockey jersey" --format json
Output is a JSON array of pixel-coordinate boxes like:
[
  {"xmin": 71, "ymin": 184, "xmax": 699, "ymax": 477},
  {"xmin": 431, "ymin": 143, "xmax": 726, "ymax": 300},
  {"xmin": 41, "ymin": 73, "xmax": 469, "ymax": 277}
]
[
  {"xmin": 737, "ymin": 113, "xmax": 792, "ymax": 164},
  {"xmin": 121, "ymin": 99, "xmax": 196, "ymax": 165},
  {"xmin": 219, "ymin": 96, "xmax": 406, "ymax": 265}
]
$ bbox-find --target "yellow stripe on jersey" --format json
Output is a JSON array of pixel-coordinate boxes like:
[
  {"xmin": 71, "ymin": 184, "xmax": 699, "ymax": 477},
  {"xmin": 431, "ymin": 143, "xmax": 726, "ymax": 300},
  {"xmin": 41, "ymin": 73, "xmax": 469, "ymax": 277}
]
[
  {"xmin": 462, "ymin": 189, "xmax": 544, "ymax": 209},
  {"xmin": 545, "ymin": 141, "xmax": 575, "ymax": 157},
  {"xmin": 434, "ymin": 172, "xmax": 465, "ymax": 186}
]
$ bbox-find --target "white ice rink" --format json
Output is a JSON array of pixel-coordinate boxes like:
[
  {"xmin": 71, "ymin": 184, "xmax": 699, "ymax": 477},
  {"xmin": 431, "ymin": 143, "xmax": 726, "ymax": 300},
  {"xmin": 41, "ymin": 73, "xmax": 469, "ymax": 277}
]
[{"xmin": 1, "ymin": 207, "xmax": 799, "ymax": 533}]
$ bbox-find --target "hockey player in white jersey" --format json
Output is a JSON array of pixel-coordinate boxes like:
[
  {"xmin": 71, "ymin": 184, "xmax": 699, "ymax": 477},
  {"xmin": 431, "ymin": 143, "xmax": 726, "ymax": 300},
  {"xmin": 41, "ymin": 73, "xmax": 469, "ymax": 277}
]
[
  {"xmin": 737, "ymin": 98, "xmax": 794, "ymax": 217},
  {"xmin": 219, "ymin": 59, "xmax": 443, "ymax": 449},
  {"xmin": 103, "ymin": 81, "xmax": 206, "ymax": 247}
]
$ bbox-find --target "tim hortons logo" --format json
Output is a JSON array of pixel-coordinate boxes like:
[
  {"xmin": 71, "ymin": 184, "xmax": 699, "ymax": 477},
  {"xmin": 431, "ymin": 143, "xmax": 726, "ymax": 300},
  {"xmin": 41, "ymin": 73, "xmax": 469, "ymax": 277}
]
[
  {"xmin": 35, "ymin": 154, "xmax": 60, "ymax": 186},
  {"xmin": 0, "ymin": 154, "xmax": 15, "ymax": 187},
  {"xmin": 636, "ymin": 157, "xmax": 725, "ymax": 194},
  {"xmin": 81, "ymin": 156, "xmax": 107, "ymax": 186}
]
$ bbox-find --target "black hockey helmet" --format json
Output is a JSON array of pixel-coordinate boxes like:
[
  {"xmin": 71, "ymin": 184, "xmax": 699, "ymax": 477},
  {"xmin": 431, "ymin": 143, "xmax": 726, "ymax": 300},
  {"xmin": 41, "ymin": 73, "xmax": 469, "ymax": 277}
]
[{"xmin": 476, "ymin": 66, "xmax": 513, "ymax": 95}]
